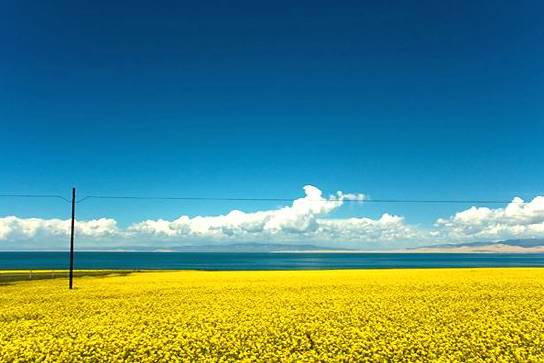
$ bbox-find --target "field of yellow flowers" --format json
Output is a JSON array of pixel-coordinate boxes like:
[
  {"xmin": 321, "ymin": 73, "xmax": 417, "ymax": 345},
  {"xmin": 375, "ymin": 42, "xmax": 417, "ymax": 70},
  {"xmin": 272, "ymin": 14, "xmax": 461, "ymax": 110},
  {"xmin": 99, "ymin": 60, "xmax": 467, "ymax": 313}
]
[{"xmin": 1, "ymin": 268, "xmax": 544, "ymax": 362}]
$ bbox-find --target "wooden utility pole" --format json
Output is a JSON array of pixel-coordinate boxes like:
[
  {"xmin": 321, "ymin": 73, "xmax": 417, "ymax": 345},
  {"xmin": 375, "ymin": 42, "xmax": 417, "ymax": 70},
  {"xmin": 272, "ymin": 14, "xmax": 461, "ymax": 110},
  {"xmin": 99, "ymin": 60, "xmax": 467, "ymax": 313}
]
[{"xmin": 69, "ymin": 187, "xmax": 76, "ymax": 289}]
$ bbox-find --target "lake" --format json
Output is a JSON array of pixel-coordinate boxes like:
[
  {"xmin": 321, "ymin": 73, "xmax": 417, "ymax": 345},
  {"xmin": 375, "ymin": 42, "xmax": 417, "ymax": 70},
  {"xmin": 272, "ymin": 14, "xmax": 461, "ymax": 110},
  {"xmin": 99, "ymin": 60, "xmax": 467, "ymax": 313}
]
[{"xmin": 2, "ymin": 252, "xmax": 544, "ymax": 270}]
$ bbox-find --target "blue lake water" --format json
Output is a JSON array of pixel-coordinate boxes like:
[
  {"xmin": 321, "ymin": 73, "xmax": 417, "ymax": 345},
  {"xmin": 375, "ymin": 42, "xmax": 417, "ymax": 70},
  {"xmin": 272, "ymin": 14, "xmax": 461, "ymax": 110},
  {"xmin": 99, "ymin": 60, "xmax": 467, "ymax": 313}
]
[{"xmin": 1, "ymin": 252, "xmax": 544, "ymax": 270}]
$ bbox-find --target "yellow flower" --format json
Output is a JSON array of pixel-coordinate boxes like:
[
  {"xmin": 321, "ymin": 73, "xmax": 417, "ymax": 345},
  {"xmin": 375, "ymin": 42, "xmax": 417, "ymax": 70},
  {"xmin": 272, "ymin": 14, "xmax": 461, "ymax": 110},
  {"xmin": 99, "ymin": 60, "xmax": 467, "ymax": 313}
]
[{"xmin": 1, "ymin": 268, "xmax": 544, "ymax": 362}]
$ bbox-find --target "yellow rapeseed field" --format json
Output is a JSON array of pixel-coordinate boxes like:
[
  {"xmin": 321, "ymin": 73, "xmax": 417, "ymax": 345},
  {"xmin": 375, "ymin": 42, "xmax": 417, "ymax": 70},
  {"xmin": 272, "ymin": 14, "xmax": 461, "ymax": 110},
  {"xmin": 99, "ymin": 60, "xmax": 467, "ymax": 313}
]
[{"xmin": 1, "ymin": 268, "xmax": 544, "ymax": 362}]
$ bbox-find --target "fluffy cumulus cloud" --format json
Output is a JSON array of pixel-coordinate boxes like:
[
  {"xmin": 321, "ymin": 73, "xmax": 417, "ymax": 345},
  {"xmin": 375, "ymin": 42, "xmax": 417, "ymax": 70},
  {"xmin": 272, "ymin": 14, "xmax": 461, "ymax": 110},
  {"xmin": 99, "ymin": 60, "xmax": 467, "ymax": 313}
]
[
  {"xmin": 2, "ymin": 186, "xmax": 544, "ymax": 250},
  {"xmin": 435, "ymin": 196, "xmax": 544, "ymax": 241},
  {"xmin": 318, "ymin": 214, "xmax": 419, "ymax": 243},
  {"xmin": 128, "ymin": 185, "xmax": 373, "ymax": 242},
  {"xmin": 0, "ymin": 216, "xmax": 120, "ymax": 250}
]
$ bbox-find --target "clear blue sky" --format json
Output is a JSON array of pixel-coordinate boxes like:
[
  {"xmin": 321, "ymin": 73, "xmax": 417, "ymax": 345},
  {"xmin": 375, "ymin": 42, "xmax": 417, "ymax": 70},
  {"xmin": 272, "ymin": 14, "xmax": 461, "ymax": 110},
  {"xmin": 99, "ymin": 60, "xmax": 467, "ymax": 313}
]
[{"xmin": 1, "ymin": 0, "xmax": 543, "ymax": 227}]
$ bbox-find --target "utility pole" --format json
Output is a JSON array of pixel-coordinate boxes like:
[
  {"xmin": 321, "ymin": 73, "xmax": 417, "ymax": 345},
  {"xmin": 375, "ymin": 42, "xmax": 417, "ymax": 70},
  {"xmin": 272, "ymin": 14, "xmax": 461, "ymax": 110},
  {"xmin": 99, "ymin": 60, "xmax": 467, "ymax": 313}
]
[{"xmin": 69, "ymin": 187, "xmax": 76, "ymax": 289}]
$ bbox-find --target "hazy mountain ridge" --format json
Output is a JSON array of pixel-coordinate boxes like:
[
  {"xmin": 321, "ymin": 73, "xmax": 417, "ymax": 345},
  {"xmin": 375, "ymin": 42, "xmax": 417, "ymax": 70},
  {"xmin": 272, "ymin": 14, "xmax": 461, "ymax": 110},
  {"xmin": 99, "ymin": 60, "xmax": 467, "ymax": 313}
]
[
  {"xmin": 409, "ymin": 239, "xmax": 544, "ymax": 253},
  {"xmin": 152, "ymin": 243, "xmax": 353, "ymax": 253}
]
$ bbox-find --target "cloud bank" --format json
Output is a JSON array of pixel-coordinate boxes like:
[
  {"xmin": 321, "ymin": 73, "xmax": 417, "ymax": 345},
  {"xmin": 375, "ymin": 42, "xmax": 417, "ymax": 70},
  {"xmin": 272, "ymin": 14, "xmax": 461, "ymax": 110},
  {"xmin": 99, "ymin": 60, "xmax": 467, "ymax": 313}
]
[
  {"xmin": 435, "ymin": 196, "xmax": 544, "ymax": 241},
  {"xmin": 1, "ymin": 186, "xmax": 544, "ymax": 250},
  {"xmin": 128, "ymin": 186, "xmax": 372, "ymax": 242}
]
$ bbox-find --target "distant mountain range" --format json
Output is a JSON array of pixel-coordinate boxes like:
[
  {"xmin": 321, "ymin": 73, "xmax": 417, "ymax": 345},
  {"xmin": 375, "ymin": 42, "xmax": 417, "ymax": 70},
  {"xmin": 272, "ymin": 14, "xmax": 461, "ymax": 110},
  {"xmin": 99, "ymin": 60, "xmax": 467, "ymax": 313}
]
[
  {"xmin": 152, "ymin": 242, "xmax": 352, "ymax": 253},
  {"xmin": 407, "ymin": 238, "xmax": 544, "ymax": 253},
  {"xmin": 154, "ymin": 239, "xmax": 544, "ymax": 253}
]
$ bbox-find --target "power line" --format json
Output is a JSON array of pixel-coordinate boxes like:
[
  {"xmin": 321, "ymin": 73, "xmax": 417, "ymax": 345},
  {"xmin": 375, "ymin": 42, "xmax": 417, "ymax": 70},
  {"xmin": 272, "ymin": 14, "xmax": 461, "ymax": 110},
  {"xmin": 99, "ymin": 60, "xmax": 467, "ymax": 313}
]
[
  {"xmin": 0, "ymin": 192, "xmax": 525, "ymax": 205},
  {"xmin": 0, "ymin": 194, "xmax": 71, "ymax": 203},
  {"xmin": 361, "ymin": 199, "xmax": 519, "ymax": 204},
  {"xmin": 76, "ymin": 195, "xmax": 307, "ymax": 203},
  {"xmin": 75, "ymin": 195, "xmax": 521, "ymax": 205}
]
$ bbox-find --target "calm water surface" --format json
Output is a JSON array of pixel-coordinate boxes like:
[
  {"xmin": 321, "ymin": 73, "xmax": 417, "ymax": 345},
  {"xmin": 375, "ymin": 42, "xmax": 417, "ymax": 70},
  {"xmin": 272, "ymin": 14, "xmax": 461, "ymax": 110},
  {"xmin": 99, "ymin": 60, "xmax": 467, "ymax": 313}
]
[{"xmin": 1, "ymin": 252, "xmax": 544, "ymax": 270}]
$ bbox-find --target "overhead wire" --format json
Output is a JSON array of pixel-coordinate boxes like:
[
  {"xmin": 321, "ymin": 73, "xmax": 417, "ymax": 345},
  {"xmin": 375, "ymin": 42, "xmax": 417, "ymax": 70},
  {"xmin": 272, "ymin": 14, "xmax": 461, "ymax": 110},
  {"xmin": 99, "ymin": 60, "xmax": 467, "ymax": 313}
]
[{"xmin": 0, "ymin": 193, "xmax": 524, "ymax": 205}]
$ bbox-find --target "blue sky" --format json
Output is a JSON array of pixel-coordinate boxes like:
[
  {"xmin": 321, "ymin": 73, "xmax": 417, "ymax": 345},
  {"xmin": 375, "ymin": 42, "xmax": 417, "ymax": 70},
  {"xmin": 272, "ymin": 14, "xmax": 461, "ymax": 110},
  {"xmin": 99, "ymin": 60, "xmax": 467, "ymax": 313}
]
[{"xmin": 1, "ymin": 1, "xmax": 543, "ymax": 249}]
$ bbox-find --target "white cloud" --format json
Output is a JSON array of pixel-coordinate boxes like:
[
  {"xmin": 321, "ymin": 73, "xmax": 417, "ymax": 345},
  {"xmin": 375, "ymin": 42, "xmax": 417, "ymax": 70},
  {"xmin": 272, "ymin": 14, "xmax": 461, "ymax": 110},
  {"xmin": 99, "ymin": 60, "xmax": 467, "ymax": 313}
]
[
  {"xmin": 435, "ymin": 196, "xmax": 544, "ymax": 241},
  {"xmin": 317, "ymin": 214, "xmax": 419, "ymax": 243},
  {"xmin": 0, "ymin": 216, "xmax": 119, "ymax": 240},
  {"xmin": 2, "ymin": 186, "xmax": 544, "ymax": 250},
  {"xmin": 127, "ymin": 185, "xmax": 378, "ymax": 242}
]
